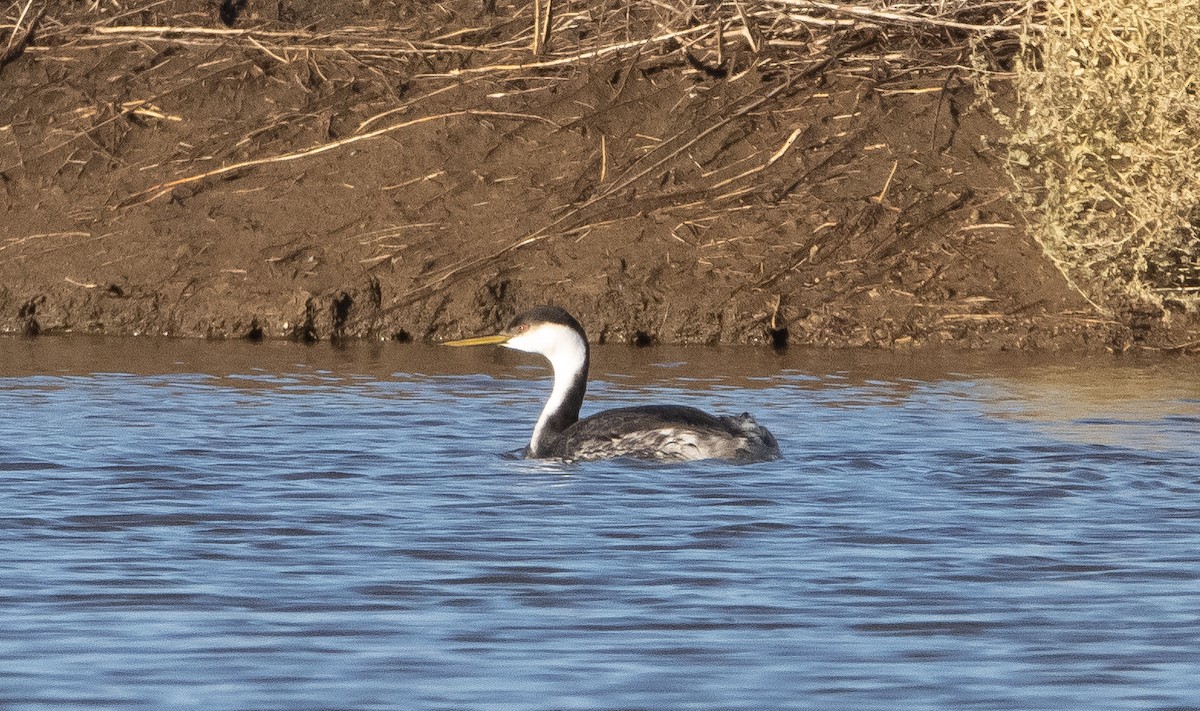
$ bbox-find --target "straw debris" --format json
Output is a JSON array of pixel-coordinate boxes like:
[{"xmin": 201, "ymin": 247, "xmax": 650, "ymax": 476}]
[
  {"xmin": 1001, "ymin": 0, "xmax": 1200, "ymax": 314},
  {"xmin": 8, "ymin": 0, "xmax": 1191, "ymax": 348}
]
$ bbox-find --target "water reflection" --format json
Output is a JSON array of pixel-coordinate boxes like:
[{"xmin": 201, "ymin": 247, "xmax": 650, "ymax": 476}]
[{"xmin": 0, "ymin": 336, "xmax": 1198, "ymax": 710}]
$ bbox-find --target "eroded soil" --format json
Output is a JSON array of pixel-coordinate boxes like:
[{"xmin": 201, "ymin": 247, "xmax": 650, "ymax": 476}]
[{"xmin": 2, "ymin": 1, "xmax": 1195, "ymax": 351}]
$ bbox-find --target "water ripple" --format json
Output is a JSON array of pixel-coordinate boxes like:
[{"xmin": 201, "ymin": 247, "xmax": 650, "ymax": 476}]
[{"xmin": 0, "ymin": 351, "xmax": 1198, "ymax": 710}]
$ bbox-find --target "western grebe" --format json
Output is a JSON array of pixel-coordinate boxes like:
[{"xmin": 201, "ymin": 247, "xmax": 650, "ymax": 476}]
[{"xmin": 443, "ymin": 306, "xmax": 781, "ymax": 462}]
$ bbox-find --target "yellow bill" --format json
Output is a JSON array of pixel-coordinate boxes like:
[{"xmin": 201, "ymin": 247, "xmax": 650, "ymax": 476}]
[{"xmin": 441, "ymin": 334, "xmax": 511, "ymax": 347}]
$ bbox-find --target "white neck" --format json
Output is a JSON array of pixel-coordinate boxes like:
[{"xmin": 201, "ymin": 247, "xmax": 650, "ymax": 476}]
[
  {"xmin": 531, "ymin": 367, "xmax": 574, "ymax": 453},
  {"xmin": 502, "ymin": 322, "xmax": 589, "ymax": 455}
]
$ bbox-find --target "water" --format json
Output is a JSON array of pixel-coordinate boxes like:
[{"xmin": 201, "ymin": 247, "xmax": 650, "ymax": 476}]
[{"xmin": 1, "ymin": 337, "xmax": 1198, "ymax": 710}]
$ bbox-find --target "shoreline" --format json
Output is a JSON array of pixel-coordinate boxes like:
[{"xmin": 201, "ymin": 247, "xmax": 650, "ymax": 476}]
[{"xmin": 3, "ymin": 2, "xmax": 1196, "ymax": 354}]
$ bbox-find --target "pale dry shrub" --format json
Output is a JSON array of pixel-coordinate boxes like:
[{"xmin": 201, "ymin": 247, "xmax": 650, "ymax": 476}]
[{"xmin": 1007, "ymin": 0, "xmax": 1200, "ymax": 311}]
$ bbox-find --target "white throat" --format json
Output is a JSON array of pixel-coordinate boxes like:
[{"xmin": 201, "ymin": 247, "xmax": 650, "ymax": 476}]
[{"xmin": 502, "ymin": 322, "xmax": 588, "ymax": 453}]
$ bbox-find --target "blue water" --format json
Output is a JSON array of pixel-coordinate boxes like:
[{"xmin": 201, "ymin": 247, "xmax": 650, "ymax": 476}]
[{"xmin": 1, "ymin": 338, "xmax": 1199, "ymax": 710}]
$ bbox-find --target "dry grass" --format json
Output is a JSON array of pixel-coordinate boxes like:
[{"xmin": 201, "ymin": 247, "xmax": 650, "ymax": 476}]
[
  {"xmin": 0, "ymin": 0, "xmax": 45, "ymax": 70},
  {"xmin": 31, "ymin": 1, "xmax": 1022, "ymax": 191},
  {"xmin": 7, "ymin": 0, "xmax": 1032, "ymax": 312},
  {"xmin": 1004, "ymin": 0, "xmax": 1200, "ymax": 313},
  {"xmin": 30, "ymin": 1, "xmax": 1027, "ymax": 77},
  {"xmin": 6, "ymin": 1, "xmax": 1027, "ymax": 224}
]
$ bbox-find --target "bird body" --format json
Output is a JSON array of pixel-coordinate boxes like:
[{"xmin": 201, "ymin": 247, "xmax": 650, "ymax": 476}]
[
  {"xmin": 543, "ymin": 405, "xmax": 780, "ymax": 462},
  {"xmin": 444, "ymin": 306, "xmax": 780, "ymax": 463}
]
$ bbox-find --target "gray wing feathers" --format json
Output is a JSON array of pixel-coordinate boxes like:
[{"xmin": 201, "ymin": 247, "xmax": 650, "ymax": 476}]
[{"xmin": 553, "ymin": 406, "xmax": 780, "ymax": 462}]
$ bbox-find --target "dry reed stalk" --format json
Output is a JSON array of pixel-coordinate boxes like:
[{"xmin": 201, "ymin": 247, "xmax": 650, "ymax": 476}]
[
  {"xmin": 386, "ymin": 80, "xmax": 795, "ymax": 311},
  {"xmin": 119, "ymin": 110, "xmax": 557, "ymax": 207},
  {"xmin": 1, "ymin": 54, "xmax": 252, "ymax": 175},
  {"xmin": 432, "ymin": 24, "xmax": 714, "ymax": 77},
  {"xmin": 381, "ymin": 171, "xmax": 445, "ymax": 192},
  {"xmin": 0, "ymin": 231, "xmax": 117, "ymax": 266},
  {"xmin": 708, "ymin": 127, "xmax": 803, "ymax": 190},
  {"xmin": 44, "ymin": 0, "xmax": 1027, "ymax": 89},
  {"xmin": 355, "ymin": 81, "xmax": 475, "ymax": 133},
  {"xmin": 541, "ymin": 0, "xmax": 554, "ymax": 51},
  {"xmin": 88, "ymin": 24, "xmax": 512, "ymax": 57},
  {"xmin": 0, "ymin": 230, "xmax": 91, "ymax": 253},
  {"xmin": 532, "ymin": 0, "xmax": 555, "ymax": 54},
  {"xmin": 72, "ymin": 98, "xmax": 182, "ymax": 122},
  {"xmin": 872, "ymin": 159, "xmax": 899, "ymax": 204},
  {"xmin": 770, "ymin": 0, "xmax": 1032, "ymax": 33},
  {"xmin": 0, "ymin": 0, "xmax": 45, "ymax": 71},
  {"xmin": 599, "ymin": 135, "xmax": 607, "ymax": 183},
  {"xmin": 532, "ymin": 0, "xmax": 542, "ymax": 54},
  {"xmin": 356, "ymin": 222, "xmax": 439, "ymax": 245},
  {"xmin": 384, "ymin": 26, "xmax": 886, "ymax": 311},
  {"xmin": 731, "ymin": 0, "xmax": 759, "ymax": 53}
]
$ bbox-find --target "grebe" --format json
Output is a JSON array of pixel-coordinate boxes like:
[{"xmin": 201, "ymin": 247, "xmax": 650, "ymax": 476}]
[{"xmin": 443, "ymin": 306, "xmax": 781, "ymax": 462}]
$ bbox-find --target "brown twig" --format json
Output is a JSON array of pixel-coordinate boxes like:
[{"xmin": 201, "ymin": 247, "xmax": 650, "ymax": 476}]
[
  {"xmin": 382, "ymin": 27, "xmax": 888, "ymax": 312},
  {"xmin": 431, "ymin": 24, "xmax": 714, "ymax": 77},
  {"xmin": 0, "ymin": 1, "xmax": 46, "ymax": 73},
  {"xmin": 382, "ymin": 75, "xmax": 797, "ymax": 313},
  {"xmin": 0, "ymin": 55, "xmax": 250, "ymax": 175},
  {"xmin": 768, "ymin": 0, "xmax": 1033, "ymax": 34},
  {"xmin": 117, "ymin": 110, "xmax": 558, "ymax": 207}
]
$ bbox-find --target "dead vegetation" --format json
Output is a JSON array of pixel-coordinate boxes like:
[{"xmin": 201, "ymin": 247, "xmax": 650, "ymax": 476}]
[
  {"xmin": 1, "ymin": 0, "xmax": 1195, "ymax": 350},
  {"xmin": 13, "ymin": 0, "xmax": 1028, "ymax": 214},
  {"xmin": 1001, "ymin": 0, "xmax": 1200, "ymax": 319}
]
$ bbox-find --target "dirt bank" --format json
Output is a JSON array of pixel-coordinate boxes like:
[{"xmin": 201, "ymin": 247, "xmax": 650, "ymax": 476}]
[{"xmin": 2, "ymin": 1, "xmax": 1196, "ymax": 352}]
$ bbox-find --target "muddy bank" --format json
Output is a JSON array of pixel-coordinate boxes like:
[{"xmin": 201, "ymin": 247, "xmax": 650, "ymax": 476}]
[{"xmin": 2, "ymin": 2, "xmax": 1195, "ymax": 352}]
